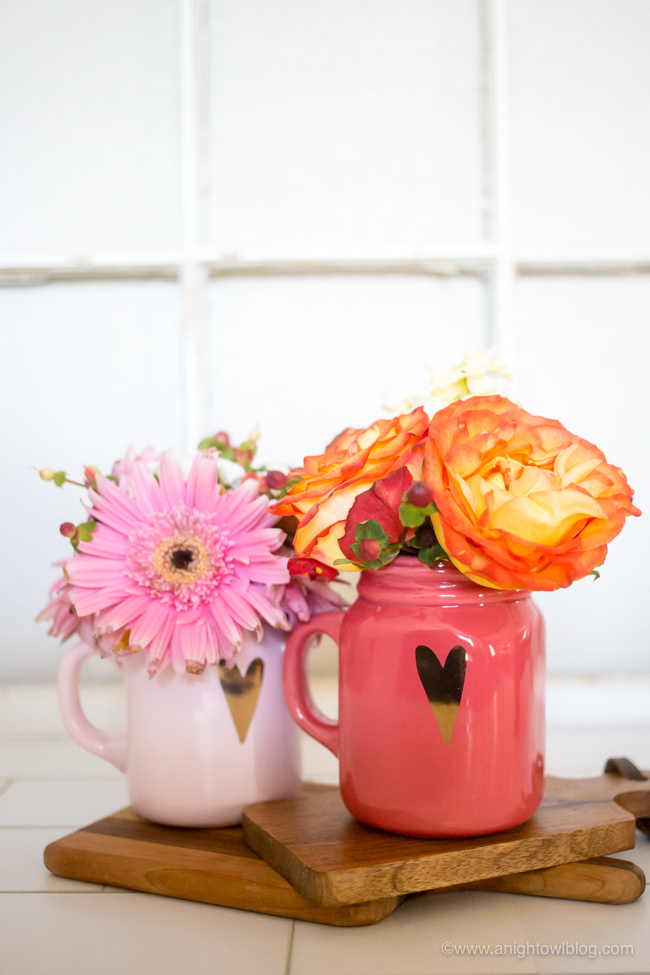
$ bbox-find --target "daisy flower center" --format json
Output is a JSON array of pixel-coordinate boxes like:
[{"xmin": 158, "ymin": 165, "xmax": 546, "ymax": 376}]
[
  {"xmin": 126, "ymin": 506, "xmax": 234, "ymax": 611},
  {"xmin": 153, "ymin": 534, "xmax": 211, "ymax": 585}
]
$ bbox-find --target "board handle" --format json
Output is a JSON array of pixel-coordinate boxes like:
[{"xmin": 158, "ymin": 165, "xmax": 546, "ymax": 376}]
[
  {"xmin": 58, "ymin": 641, "xmax": 128, "ymax": 772},
  {"xmin": 454, "ymin": 856, "xmax": 646, "ymax": 905},
  {"xmin": 283, "ymin": 611, "xmax": 343, "ymax": 757}
]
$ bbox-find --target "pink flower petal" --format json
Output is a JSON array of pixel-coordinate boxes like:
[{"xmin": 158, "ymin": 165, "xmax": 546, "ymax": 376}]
[
  {"xmin": 77, "ymin": 525, "xmax": 128, "ymax": 558},
  {"xmin": 68, "ymin": 587, "xmax": 124, "ymax": 616},
  {"xmin": 246, "ymin": 561, "xmax": 291, "ymax": 585},
  {"xmin": 128, "ymin": 600, "xmax": 173, "ymax": 648},
  {"xmin": 245, "ymin": 583, "xmax": 290, "ymax": 630},
  {"xmin": 131, "ymin": 460, "xmax": 164, "ymax": 513},
  {"xmin": 95, "ymin": 594, "xmax": 153, "ymax": 631},
  {"xmin": 219, "ymin": 586, "xmax": 260, "ymax": 631},
  {"xmin": 158, "ymin": 449, "xmax": 185, "ymax": 507},
  {"xmin": 170, "ymin": 627, "xmax": 186, "ymax": 674},
  {"xmin": 209, "ymin": 598, "xmax": 243, "ymax": 648},
  {"xmin": 186, "ymin": 453, "xmax": 221, "ymax": 511},
  {"xmin": 66, "ymin": 556, "xmax": 127, "ymax": 589},
  {"xmin": 147, "ymin": 610, "xmax": 176, "ymax": 661},
  {"xmin": 93, "ymin": 476, "xmax": 146, "ymax": 529}
]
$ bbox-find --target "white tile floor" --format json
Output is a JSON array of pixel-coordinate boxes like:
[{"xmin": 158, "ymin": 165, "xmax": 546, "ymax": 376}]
[{"xmin": 1, "ymin": 685, "xmax": 650, "ymax": 974}]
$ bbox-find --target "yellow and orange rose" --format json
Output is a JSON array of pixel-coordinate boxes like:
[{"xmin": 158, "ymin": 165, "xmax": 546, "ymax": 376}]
[
  {"xmin": 424, "ymin": 396, "xmax": 641, "ymax": 590},
  {"xmin": 272, "ymin": 408, "xmax": 429, "ymax": 570}
]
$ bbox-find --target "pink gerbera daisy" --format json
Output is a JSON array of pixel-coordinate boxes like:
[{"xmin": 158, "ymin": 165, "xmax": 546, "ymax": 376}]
[
  {"xmin": 36, "ymin": 567, "xmax": 96, "ymax": 647},
  {"xmin": 65, "ymin": 450, "xmax": 290, "ymax": 675}
]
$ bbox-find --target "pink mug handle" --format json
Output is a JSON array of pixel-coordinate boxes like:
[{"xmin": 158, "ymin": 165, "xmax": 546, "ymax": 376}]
[
  {"xmin": 283, "ymin": 611, "xmax": 344, "ymax": 757},
  {"xmin": 58, "ymin": 641, "xmax": 128, "ymax": 772}
]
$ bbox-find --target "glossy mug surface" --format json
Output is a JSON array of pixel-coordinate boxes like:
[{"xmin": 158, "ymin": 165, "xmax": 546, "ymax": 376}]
[
  {"xmin": 284, "ymin": 556, "xmax": 545, "ymax": 837},
  {"xmin": 58, "ymin": 626, "xmax": 301, "ymax": 827}
]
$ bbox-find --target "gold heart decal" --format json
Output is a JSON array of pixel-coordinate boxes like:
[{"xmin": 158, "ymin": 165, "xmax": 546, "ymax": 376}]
[
  {"xmin": 415, "ymin": 645, "xmax": 467, "ymax": 744},
  {"xmin": 218, "ymin": 658, "xmax": 264, "ymax": 744}
]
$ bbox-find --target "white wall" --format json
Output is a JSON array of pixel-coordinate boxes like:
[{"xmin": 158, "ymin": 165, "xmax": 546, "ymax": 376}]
[{"xmin": 1, "ymin": 0, "xmax": 648, "ymax": 680}]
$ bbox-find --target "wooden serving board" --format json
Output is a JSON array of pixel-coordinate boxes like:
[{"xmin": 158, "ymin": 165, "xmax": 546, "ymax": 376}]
[
  {"xmin": 44, "ymin": 803, "xmax": 645, "ymax": 924},
  {"xmin": 242, "ymin": 768, "xmax": 650, "ymax": 907},
  {"xmin": 44, "ymin": 792, "xmax": 401, "ymax": 927}
]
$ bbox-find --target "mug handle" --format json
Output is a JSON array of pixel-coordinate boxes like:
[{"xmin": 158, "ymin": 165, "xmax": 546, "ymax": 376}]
[
  {"xmin": 283, "ymin": 611, "xmax": 344, "ymax": 757},
  {"xmin": 58, "ymin": 641, "xmax": 128, "ymax": 772}
]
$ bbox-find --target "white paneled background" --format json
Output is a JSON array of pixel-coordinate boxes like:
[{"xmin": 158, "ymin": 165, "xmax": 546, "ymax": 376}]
[{"xmin": 1, "ymin": 0, "xmax": 648, "ymax": 681}]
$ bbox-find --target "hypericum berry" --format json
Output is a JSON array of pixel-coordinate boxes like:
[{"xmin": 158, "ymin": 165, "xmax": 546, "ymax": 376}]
[
  {"xmin": 406, "ymin": 481, "xmax": 433, "ymax": 508},
  {"xmin": 39, "ymin": 468, "xmax": 56, "ymax": 481},
  {"xmin": 213, "ymin": 431, "xmax": 230, "ymax": 448},
  {"xmin": 60, "ymin": 523, "xmax": 77, "ymax": 538},
  {"xmin": 266, "ymin": 470, "xmax": 288, "ymax": 490},
  {"xmin": 416, "ymin": 524, "xmax": 437, "ymax": 549},
  {"xmin": 236, "ymin": 447, "xmax": 254, "ymax": 468},
  {"xmin": 84, "ymin": 465, "xmax": 100, "ymax": 484},
  {"xmin": 358, "ymin": 538, "xmax": 381, "ymax": 561}
]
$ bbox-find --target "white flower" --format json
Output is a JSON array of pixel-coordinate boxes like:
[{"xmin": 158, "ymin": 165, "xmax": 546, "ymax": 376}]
[
  {"xmin": 217, "ymin": 457, "xmax": 247, "ymax": 487},
  {"xmin": 382, "ymin": 348, "xmax": 511, "ymax": 418}
]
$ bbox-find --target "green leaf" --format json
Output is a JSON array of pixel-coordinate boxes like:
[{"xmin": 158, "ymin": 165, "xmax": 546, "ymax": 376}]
[
  {"xmin": 77, "ymin": 520, "xmax": 97, "ymax": 543},
  {"xmin": 105, "ymin": 475, "xmax": 118, "ymax": 484},
  {"xmin": 198, "ymin": 437, "xmax": 217, "ymax": 450},
  {"xmin": 590, "ymin": 569, "xmax": 600, "ymax": 581},
  {"xmin": 53, "ymin": 471, "xmax": 67, "ymax": 487},
  {"xmin": 399, "ymin": 501, "xmax": 436, "ymax": 528},
  {"xmin": 417, "ymin": 544, "xmax": 449, "ymax": 567},
  {"xmin": 198, "ymin": 437, "xmax": 234, "ymax": 457},
  {"xmin": 355, "ymin": 519, "xmax": 388, "ymax": 543},
  {"xmin": 334, "ymin": 557, "xmax": 363, "ymax": 567}
]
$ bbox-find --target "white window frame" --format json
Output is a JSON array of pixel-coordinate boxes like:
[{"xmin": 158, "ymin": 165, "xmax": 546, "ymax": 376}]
[{"xmin": 1, "ymin": 0, "xmax": 648, "ymax": 453}]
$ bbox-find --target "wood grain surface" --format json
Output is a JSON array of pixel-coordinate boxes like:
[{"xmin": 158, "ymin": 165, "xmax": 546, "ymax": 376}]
[
  {"xmin": 44, "ymin": 797, "xmax": 401, "ymax": 927},
  {"xmin": 241, "ymin": 772, "xmax": 650, "ymax": 906},
  {"xmin": 441, "ymin": 856, "xmax": 645, "ymax": 904}
]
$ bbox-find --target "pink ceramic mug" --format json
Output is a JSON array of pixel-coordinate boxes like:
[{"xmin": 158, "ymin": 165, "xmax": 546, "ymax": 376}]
[
  {"xmin": 58, "ymin": 626, "xmax": 301, "ymax": 827},
  {"xmin": 284, "ymin": 556, "xmax": 545, "ymax": 837}
]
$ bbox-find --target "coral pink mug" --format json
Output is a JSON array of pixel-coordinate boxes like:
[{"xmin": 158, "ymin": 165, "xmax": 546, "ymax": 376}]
[{"xmin": 284, "ymin": 556, "xmax": 545, "ymax": 837}]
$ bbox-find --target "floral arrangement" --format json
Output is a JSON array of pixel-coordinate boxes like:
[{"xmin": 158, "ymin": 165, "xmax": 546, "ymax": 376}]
[
  {"xmin": 37, "ymin": 432, "xmax": 343, "ymax": 675},
  {"xmin": 272, "ymin": 355, "xmax": 641, "ymax": 591}
]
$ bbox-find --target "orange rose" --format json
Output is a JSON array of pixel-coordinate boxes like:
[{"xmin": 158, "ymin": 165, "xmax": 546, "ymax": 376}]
[
  {"xmin": 424, "ymin": 396, "xmax": 641, "ymax": 591},
  {"xmin": 272, "ymin": 408, "xmax": 429, "ymax": 570}
]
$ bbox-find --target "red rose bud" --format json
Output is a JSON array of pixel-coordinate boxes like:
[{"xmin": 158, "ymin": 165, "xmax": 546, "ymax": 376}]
[
  {"xmin": 406, "ymin": 481, "xmax": 433, "ymax": 508},
  {"xmin": 266, "ymin": 470, "xmax": 288, "ymax": 490},
  {"xmin": 59, "ymin": 522, "xmax": 77, "ymax": 538},
  {"xmin": 288, "ymin": 557, "xmax": 338, "ymax": 581},
  {"xmin": 357, "ymin": 538, "xmax": 381, "ymax": 561}
]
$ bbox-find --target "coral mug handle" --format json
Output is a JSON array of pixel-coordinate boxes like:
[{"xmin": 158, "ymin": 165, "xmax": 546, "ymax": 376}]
[
  {"xmin": 283, "ymin": 611, "xmax": 343, "ymax": 757},
  {"xmin": 58, "ymin": 641, "xmax": 128, "ymax": 772}
]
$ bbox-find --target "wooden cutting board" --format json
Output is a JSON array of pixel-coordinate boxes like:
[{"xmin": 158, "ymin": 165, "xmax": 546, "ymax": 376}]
[
  {"xmin": 44, "ymin": 766, "xmax": 648, "ymax": 925},
  {"xmin": 242, "ymin": 767, "xmax": 650, "ymax": 906},
  {"xmin": 44, "ymin": 788, "xmax": 401, "ymax": 927}
]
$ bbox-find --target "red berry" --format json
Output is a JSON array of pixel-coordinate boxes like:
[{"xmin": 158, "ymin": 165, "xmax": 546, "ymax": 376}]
[
  {"xmin": 213, "ymin": 431, "xmax": 230, "ymax": 448},
  {"xmin": 266, "ymin": 470, "xmax": 288, "ymax": 490},
  {"xmin": 358, "ymin": 538, "xmax": 381, "ymax": 561},
  {"xmin": 406, "ymin": 481, "xmax": 433, "ymax": 508},
  {"xmin": 60, "ymin": 522, "xmax": 77, "ymax": 538}
]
